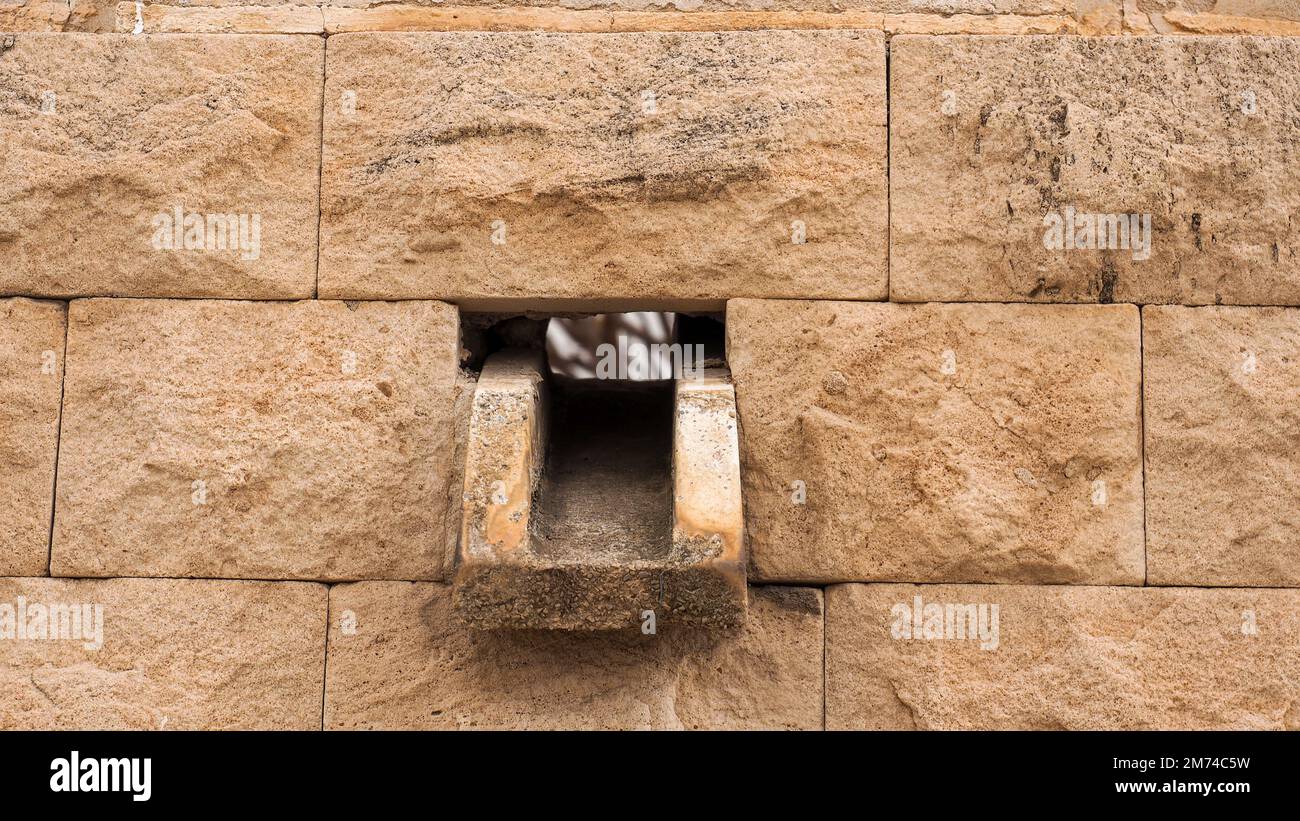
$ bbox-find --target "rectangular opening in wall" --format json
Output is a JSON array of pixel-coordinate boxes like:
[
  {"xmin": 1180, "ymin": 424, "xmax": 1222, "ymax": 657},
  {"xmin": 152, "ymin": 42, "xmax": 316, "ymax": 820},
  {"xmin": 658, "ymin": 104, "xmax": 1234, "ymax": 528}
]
[
  {"xmin": 455, "ymin": 309, "xmax": 743, "ymax": 630},
  {"xmin": 537, "ymin": 312, "xmax": 725, "ymax": 563}
]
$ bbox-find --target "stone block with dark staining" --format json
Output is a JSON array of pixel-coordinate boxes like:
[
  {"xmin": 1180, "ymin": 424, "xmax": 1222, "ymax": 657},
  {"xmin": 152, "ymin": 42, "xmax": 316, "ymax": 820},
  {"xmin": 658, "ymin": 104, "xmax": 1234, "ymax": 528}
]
[
  {"xmin": 320, "ymin": 30, "xmax": 887, "ymax": 307},
  {"xmin": 891, "ymin": 35, "xmax": 1300, "ymax": 305}
]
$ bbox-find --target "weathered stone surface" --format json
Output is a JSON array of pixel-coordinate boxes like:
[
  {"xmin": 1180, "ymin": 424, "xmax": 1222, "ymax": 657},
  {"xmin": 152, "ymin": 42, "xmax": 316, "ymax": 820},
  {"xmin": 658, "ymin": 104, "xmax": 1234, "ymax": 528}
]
[
  {"xmin": 891, "ymin": 35, "xmax": 1300, "ymax": 305},
  {"xmin": 0, "ymin": 299, "xmax": 63, "ymax": 576},
  {"xmin": 874, "ymin": 0, "xmax": 1070, "ymax": 9},
  {"xmin": 116, "ymin": 4, "xmax": 1107, "ymax": 37},
  {"xmin": 322, "ymin": 6, "xmax": 884, "ymax": 35},
  {"xmin": 320, "ymin": 30, "xmax": 886, "ymax": 306},
  {"xmin": 52, "ymin": 298, "xmax": 463, "ymax": 581},
  {"xmin": 0, "ymin": 34, "xmax": 321, "ymax": 298},
  {"xmin": 886, "ymin": 12, "xmax": 1082, "ymax": 34},
  {"xmin": 1148, "ymin": 2, "xmax": 1300, "ymax": 34},
  {"xmin": 122, "ymin": 0, "xmax": 1068, "ymax": 10},
  {"xmin": 59, "ymin": 0, "xmax": 1300, "ymax": 37},
  {"xmin": 827, "ymin": 583, "xmax": 1300, "ymax": 729},
  {"xmin": 1157, "ymin": 10, "xmax": 1300, "ymax": 35},
  {"xmin": 326, "ymin": 582, "xmax": 822, "ymax": 729},
  {"xmin": 727, "ymin": 299, "xmax": 1144, "ymax": 584},
  {"xmin": 1144, "ymin": 305, "xmax": 1300, "ymax": 586},
  {"xmin": 116, "ymin": 2, "xmax": 327, "ymax": 32},
  {"xmin": 0, "ymin": 577, "xmax": 325, "ymax": 729},
  {"xmin": 0, "ymin": 0, "xmax": 112, "ymax": 31}
]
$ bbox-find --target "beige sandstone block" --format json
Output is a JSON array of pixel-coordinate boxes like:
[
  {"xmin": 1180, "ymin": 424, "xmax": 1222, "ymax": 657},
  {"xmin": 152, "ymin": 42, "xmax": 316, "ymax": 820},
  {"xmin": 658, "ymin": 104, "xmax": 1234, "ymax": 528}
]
[
  {"xmin": 1144, "ymin": 305, "xmax": 1300, "ymax": 586},
  {"xmin": 891, "ymin": 35, "xmax": 1300, "ymax": 305},
  {"xmin": 0, "ymin": 299, "xmax": 63, "ymax": 576},
  {"xmin": 827, "ymin": 583, "xmax": 1300, "ymax": 729},
  {"xmin": 0, "ymin": 34, "xmax": 321, "ymax": 298},
  {"xmin": 874, "ymin": 0, "xmax": 1071, "ymax": 9},
  {"xmin": 0, "ymin": 577, "xmax": 325, "ymax": 729},
  {"xmin": 116, "ymin": 2, "xmax": 327, "ymax": 32},
  {"xmin": 1159, "ymin": 11, "xmax": 1300, "ymax": 35},
  {"xmin": 320, "ymin": 30, "xmax": 887, "ymax": 307},
  {"xmin": 1144, "ymin": 2, "xmax": 1300, "ymax": 34},
  {"xmin": 885, "ymin": 12, "xmax": 1082, "ymax": 34},
  {"xmin": 115, "ymin": 0, "xmax": 1064, "ymax": 8},
  {"xmin": 0, "ymin": 0, "xmax": 112, "ymax": 31},
  {"xmin": 727, "ymin": 299, "xmax": 1144, "ymax": 584},
  {"xmin": 52, "ymin": 298, "xmax": 463, "ymax": 581},
  {"xmin": 321, "ymin": 7, "xmax": 888, "ymax": 34},
  {"xmin": 326, "ymin": 582, "xmax": 822, "ymax": 729},
  {"xmin": 118, "ymin": 4, "xmax": 1110, "ymax": 36}
]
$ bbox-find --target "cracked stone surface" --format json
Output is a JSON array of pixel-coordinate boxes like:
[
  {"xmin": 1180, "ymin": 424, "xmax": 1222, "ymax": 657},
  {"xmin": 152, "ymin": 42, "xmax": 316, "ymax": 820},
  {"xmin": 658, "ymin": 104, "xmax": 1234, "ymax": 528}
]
[
  {"xmin": 320, "ymin": 30, "xmax": 886, "ymax": 305},
  {"xmin": 52, "ymin": 298, "xmax": 463, "ymax": 581},
  {"xmin": 0, "ymin": 298, "xmax": 64, "ymax": 576},
  {"xmin": 1144, "ymin": 305, "xmax": 1300, "ymax": 586},
  {"xmin": 890, "ymin": 35, "xmax": 1300, "ymax": 304},
  {"xmin": 827, "ymin": 583, "xmax": 1300, "ymax": 729},
  {"xmin": 727, "ymin": 299, "xmax": 1144, "ymax": 584},
  {"xmin": 0, "ymin": 577, "xmax": 325, "ymax": 729},
  {"xmin": 0, "ymin": 33, "xmax": 321, "ymax": 298},
  {"xmin": 326, "ymin": 582, "xmax": 823, "ymax": 729}
]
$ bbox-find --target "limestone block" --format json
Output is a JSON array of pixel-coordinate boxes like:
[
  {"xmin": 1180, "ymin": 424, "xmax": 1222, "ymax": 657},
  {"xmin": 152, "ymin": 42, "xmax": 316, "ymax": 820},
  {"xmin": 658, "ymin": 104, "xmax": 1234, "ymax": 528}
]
[
  {"xmin": 0, "ymin": 34, "xmax": 321, "ymax": 298},
  {"xmin": 52, "ymin": 298, "xmax": 462, "ymax": 581},
  {"xmin": 1144, "ymin": 305, "xmax": 1300, "ymax": 586},
  {"xmin": 727, "ymin": 299, "xmax": 1144, "ymax": 584},
  {"xmin": 0, "ymin": 298, "xmax": 64, "ymax": 576},
  {"xmin": 320, "ymin": 30, "xmax": 887, "ymax": 306},
  {"xmin": 327, "ymin": 581, "xmax": 822, "ymax": 729},
  {"xmin": 827, "ymin": 583, "xmax": 1300, "ymax": 729},
  {"xmin": 0, "ymin": 577, "xmax": 325, "ymax": 730},
  {"xmin": 891, "ymin": 35, "xmax": 1300, "ymax": 305}
]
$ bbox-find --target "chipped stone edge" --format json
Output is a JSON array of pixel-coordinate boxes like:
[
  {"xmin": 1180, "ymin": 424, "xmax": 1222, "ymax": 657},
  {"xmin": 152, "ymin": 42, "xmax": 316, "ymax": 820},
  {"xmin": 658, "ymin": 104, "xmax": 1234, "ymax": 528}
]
[
  {"xmin": 455, "ymin": 348, "xmax": 548, "ymax": 570},
  {"xmin": 672, "ymin": 369, "xmax": 747, "ymax": 618}
]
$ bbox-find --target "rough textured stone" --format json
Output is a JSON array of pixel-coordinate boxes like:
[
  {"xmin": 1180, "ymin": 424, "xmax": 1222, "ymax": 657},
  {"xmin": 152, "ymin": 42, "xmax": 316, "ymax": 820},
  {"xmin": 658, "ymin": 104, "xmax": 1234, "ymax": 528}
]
[
  {"xmin": 1157, "ymin": 10, "xmax": 1300, "ymax": 34},
  {"xmin": 827, "ymin": 583, "xmax": 1300, "ymax": 729},
  {"xmin": 0, "ymin": 0, "xmax": 112, "ymax": 31},
  {"xmin": 43, "ymin": 0, "xmax": 1300, "ymax": 37},
  {"xmin": 52, "ymin": 298, "xmax": 463, "ymax": 581},
  {"xmin": 0, "ymin": 299, "xmax": 63, "ymax": 576},
  {"xmin": 116, "ymin": 2, "xmax": 327, "ymax": 32},
  {"xmin": 121, "ymin": 0, "xmax": 1068, "ymax": 10},
  {"xmin": 891, "ymin": 35, "xmax": 1300, "ymax": 305},
  {"xmin": 0, "ymin": 34, "xmax": 321, "ymax": 298},
  {"xmin": 322, "ymin": 6, "xmax": 884, "ymax": 34},
  {"xmin": 727, "ymin": 299, "xmax": 1144, "ymax": 584},
  {"xmin": 117, "ymin": 3, "xmax": 1104, "ymax": 36},
  {"xmin": 0, "ymin": 577, "xmax": 325, "ymax": 729},
  {"xmin": 1147, "ymin": 2, "xmax": 1300, "ymax": 34},
  {"xmin": 326, "ymin": 582, "xmax": 822, "ymax": 729},
  {"xmin": 886, "ymin": 12, "xmax": 1081, "ymax": 34},
  {"xmin": 320, "ymin": 30, "xmax": 886, "ymax": 306},
  {"xmin": 1144, "ymin": 305, "xmax": 1300, "ymax": 586}
]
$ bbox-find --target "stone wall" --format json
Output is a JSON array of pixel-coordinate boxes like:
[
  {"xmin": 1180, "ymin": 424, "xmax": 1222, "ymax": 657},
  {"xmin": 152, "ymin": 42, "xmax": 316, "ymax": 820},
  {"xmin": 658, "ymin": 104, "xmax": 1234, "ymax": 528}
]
[{"xmin": 1, "ymin": 15, "xmax": 1297, "ymax": 729}]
